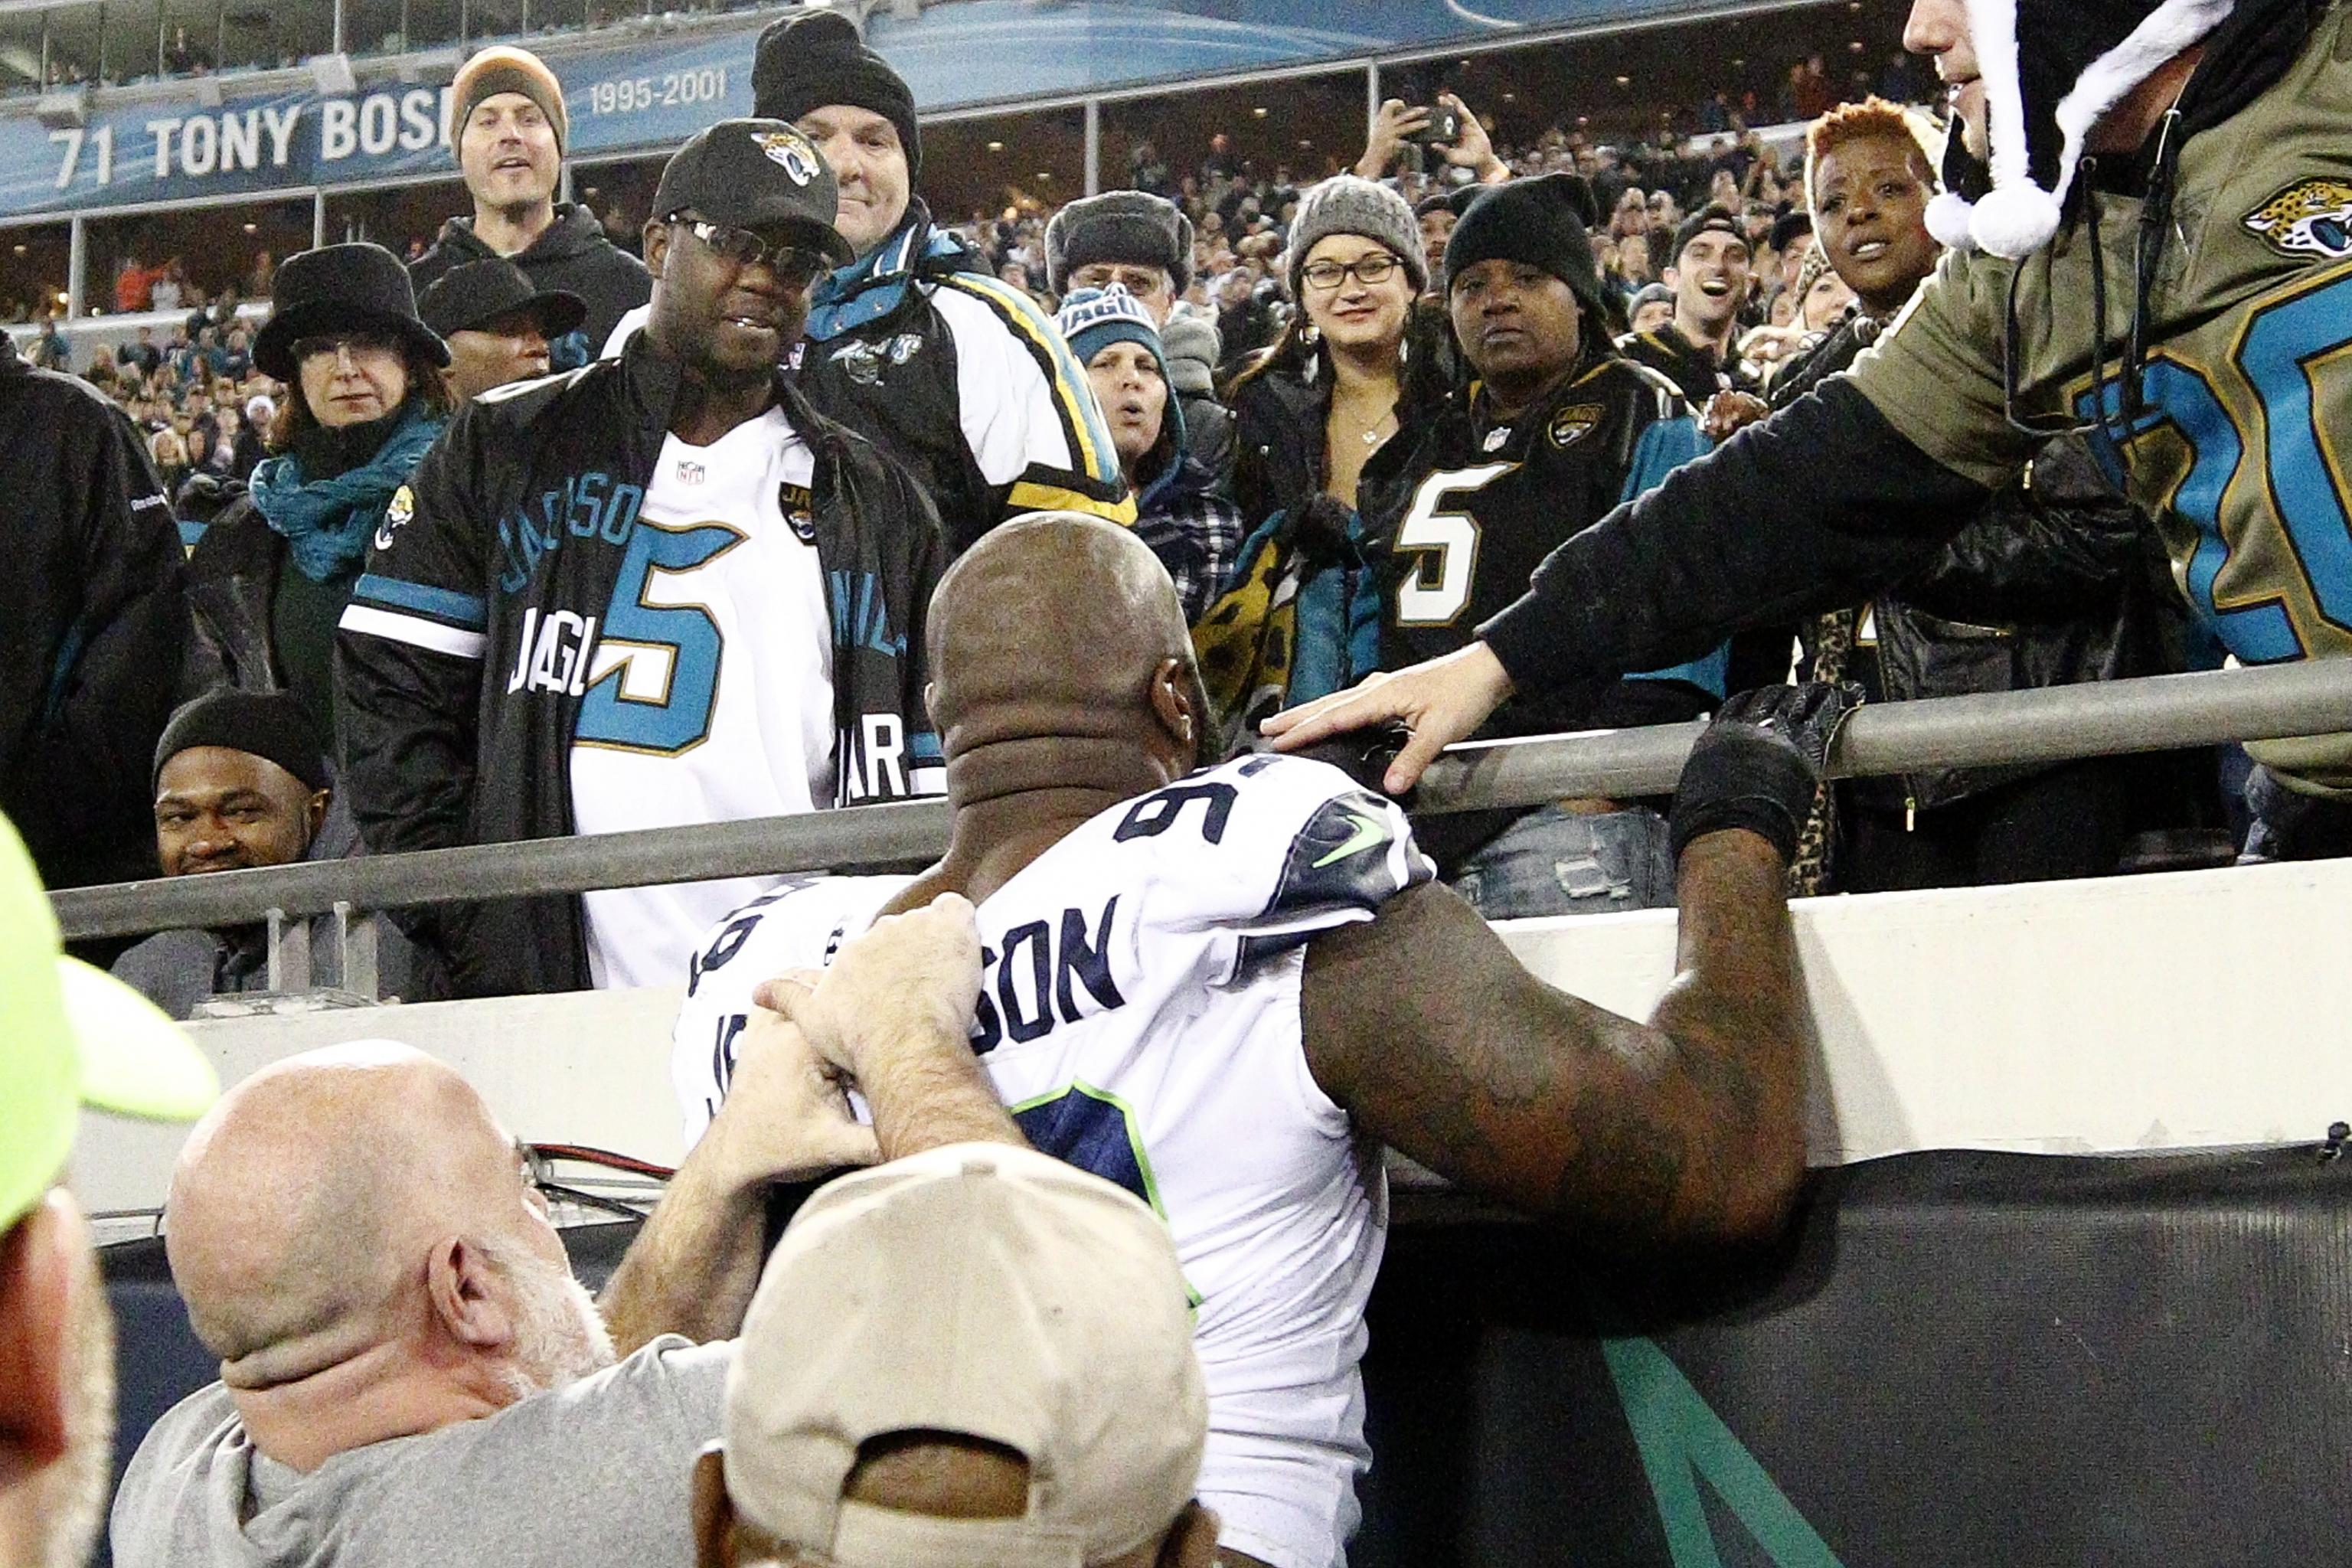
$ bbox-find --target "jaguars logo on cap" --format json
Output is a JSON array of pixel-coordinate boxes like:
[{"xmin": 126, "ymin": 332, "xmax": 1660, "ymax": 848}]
[
  {"xmin": 752, "ymin": 129, "xmax": 820, "ymax": 188},
  {"xmin": 2243, "ymin": 178, "xmax": 2352, "ymax": 262}
]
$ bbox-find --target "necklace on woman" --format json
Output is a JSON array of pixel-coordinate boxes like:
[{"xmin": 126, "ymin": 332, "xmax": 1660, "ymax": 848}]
[{"xmin": 1338, "ymin": 404, "xmax": 1395, "ymax": 448}]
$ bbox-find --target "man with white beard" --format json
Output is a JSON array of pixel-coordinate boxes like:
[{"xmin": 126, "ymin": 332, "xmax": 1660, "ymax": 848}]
[{"xmin": 112, "ymin": 895, "xmax": 1000, "ymax": 1567}]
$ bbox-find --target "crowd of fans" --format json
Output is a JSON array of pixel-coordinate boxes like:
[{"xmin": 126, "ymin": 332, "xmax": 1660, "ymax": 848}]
[
  {"xmin": 0, "ymin": 10, "xmax": 2269, "ymax": 1020},
  {"xmin": 8, "ymin": 3, "xmax": 2348, "ymax": 1566}
]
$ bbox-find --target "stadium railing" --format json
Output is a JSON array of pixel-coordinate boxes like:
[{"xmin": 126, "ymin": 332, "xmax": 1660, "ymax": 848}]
[{"xmin": 49, "ymin": 658, "xmax": 2352, "ymax": 995}]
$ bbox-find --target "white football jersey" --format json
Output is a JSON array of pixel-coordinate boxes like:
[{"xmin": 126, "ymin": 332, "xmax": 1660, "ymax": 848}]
[
  {"xmin": 570, "ymin": 406, "xmax": 834, "ymax": 991},
  {"xmin": 671, "ymin": 754, "xmax": 1435, "ymax": 1568}
]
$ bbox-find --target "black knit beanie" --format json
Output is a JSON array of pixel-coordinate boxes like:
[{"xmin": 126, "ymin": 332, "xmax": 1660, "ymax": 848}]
[
  {"xmin": 1443, "ymin": 174, "xmax": 1610, "ymax": 321},
  {"xmin": 753, "ymin": 10, "xmax": 922, "ymax": 185},
  {"xmin": 154, "ymin": 691, "xmax": 330, "ymax": 793}
]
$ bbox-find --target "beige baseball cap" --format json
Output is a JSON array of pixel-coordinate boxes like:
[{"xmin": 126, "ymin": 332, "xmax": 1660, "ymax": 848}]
[{"xmin": 724, "ymin": 1142, "xmax": 1207, "ymax": 1568}]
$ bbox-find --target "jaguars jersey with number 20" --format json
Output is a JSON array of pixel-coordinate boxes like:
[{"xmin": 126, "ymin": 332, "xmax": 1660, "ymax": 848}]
[
  {"xmin": 1851, "ymin": 3, "xmax": 2352, "ymax": 789},
  {"xmin": 671, "ymin": 753, "xmax": 1434, "ymax": 1568}
]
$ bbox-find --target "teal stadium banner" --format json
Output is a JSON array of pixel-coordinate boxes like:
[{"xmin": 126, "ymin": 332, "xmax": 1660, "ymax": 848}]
[{"xmin": 0, "ymin": 0, "xmax": 1717, "ymax": 219}]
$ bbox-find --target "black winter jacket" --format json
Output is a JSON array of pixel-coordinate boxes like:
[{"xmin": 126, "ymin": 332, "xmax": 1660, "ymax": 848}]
[
  {"xmin": 0, "ymin": 333, "xmax": 185, "ymax": 890},
  {"xmin": 337, "ymin": 335, "xmax": 950, "ymax": 996},
  {"xmin": 410, "ymin": 204, "xmax": 652, "ymax": 353},
  {"xmin": 180, "ymin": 493, "xmax": 279, "ymax": 697},
  {"xmin": 1226, "ymin": 305, "xmax": 1459, "ymax": 531},
  {"xmin": 1774, "ymin": 317, "xmax": 2182, "ymax": 810}
]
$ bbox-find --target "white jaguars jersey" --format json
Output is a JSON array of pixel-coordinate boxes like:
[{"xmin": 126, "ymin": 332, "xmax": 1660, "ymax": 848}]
[{"xmin": 671, "ymin": 753, "xmax": 1434, "ymax": 1568}]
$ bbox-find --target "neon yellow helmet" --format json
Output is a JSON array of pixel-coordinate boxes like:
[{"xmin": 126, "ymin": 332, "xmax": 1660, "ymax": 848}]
[{"xmin": 0, "ymin": 812, "xmax": 217, "ymax": 1231}]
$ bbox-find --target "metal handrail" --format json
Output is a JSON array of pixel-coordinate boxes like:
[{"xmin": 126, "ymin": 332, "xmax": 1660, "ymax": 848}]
[{"xmin": 52, "ymin": 661, "xmax": 2352, "ymax": 941}]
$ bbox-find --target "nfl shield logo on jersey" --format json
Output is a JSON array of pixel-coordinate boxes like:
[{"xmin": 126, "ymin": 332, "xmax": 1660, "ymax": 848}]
[{"xmin": 677, "ymin": 460, "xmax": 706, "ymax": 485}]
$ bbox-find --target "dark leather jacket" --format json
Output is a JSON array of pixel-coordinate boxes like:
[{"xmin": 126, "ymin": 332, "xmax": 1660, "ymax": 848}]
[
  {"xmin": 1226, "ymin": 303, "xmax": 1460, "ymax": 531},
  {"xmin": 1775, "ymin": 318, "xmax": 2182, "ymax": 809}
]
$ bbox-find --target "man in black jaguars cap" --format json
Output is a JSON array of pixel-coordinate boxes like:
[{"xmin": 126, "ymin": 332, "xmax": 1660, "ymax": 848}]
[
  {"xmin": 338, "ymin": 119, "xmax": 949, "ymax": 998},
  {"xmin": 1266, "ymin": 0, "xmax": 2352, "ymax": 875},
  {"xmin": 418, "ymin": 258, "xmax": 586, "ymax": 400},
  {"xmin": 1346, "ymin": 171, "xmax": 1727, "ymax": 916},
  {"xmin": 743, "ymin": 7, "xmax": 1135, "ymax": 551}
]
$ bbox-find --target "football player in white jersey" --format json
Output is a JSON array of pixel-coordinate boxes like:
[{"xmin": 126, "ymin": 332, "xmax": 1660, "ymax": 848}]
[{"xmin": 673, "ymin": 512, "xmax": 1841, "ymax": 1568}]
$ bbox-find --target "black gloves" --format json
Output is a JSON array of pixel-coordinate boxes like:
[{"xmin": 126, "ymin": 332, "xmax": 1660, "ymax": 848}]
[{"xmin": 1668, "ymin": 684, "xmax": 1862, "ymax": 864}]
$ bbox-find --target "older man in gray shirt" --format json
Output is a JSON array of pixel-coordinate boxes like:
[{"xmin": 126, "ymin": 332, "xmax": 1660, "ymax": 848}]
[{"xmin": 111, "ymin": 895, "xmax": 1002, "ymax": 1567}]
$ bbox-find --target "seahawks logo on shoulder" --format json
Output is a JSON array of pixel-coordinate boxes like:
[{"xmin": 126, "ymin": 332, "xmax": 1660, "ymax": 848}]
[
  {"xmin": 374, "ymin": 485, "xmax": 414, "ymax": 552},
  {"xmin": 2243, "ymin": 177, "xmax": 2352, "ymax": 261},
  {"xmin": 1548, "ymin": 403, "xmax": 1606, "ymax": 449},
  {"xmin": 752, "ymin": 129, "xmax": 819, "ymax": 187}
]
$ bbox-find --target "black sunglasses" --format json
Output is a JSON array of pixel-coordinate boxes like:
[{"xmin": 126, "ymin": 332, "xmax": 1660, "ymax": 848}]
[{"xmin": 672, "ymin": 216, "xmax": 831, "ymax": 283}]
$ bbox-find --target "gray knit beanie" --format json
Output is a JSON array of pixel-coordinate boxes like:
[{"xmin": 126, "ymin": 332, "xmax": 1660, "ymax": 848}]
[{"xmin": 1282, "ymin": 175, "xmax": 1426, "ymax": 297}]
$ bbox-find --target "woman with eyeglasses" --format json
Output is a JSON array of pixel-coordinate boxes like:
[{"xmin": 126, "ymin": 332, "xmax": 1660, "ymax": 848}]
[
  {"xmin": 1199, "ymin": 177, "xmax": 1455, "ymax": 750},
  {"xmin": 181, "ymin": 243, "xmax": 455, "ymax": 743},
  {"xmin": 1223, "ymin": 175, "xmax": 1444, "ymax": 531}
]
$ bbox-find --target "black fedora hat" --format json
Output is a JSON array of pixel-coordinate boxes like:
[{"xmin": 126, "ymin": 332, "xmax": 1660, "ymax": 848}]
[
  {"xmin": 418, "ymin": 258, "xmax": 587, "ymax": 341},
  {"xmin": 253, "ymin": 243, "xmax": 449, "ymax": 382}
]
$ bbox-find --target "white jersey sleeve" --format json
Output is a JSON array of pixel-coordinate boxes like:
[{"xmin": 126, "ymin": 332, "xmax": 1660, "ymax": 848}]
[
  {"xmin": 1116, "ymin": 753, "xmax": 1436, "ymax": 985},
  {"xmin": 668, "ymin": 874, "xmax": 912, "ymax": 1148},
  {"xmin": 928, "ymin": 275, "xmax": 1132, "ymax": 522}
]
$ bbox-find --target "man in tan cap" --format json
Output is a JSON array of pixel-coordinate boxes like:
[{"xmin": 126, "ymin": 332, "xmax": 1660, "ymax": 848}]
[
  {"xmin": 0, "ymin": 812, "xmax": 218, "ymax": 1568},
  {"xmin": 694, "ymin": 1142, "xmax": 1220, "ymax": 1568},
  {"xmin": 410, "ymin": 44, "xmax": 649, "ymax": 357}
]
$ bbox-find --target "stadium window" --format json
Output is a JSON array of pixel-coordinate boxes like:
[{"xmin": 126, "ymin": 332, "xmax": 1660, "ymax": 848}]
[
  {"xmin": 567, "ymin": 156, "xmax": 663, "ymax": 259},
  {"xmin": 1099, "ymin": 69, "xmax": 1361, "ymax": 199},
  {"xmin": 322, "ymin": 178, "xmax": 470, "ymax": 264},
  {"xmin": 87, "ymin": 197, "xmax": 308, "ymax": 317},
  {"xmin": 213, "ymin": 4, "xmax": 328, "ymax": 75},
  {"xmin": 0, "ymin": 13, "xmax": 45, "ymax": 96},
  {"xmin": 919, "ymin": 107, "xmax": 1083, "ymax": 234},
  {"xmin": 348, "ymin": 0, "xmax": 410, "ymax": 57},
  {"xmin": 41, "ymin": 5, "xmax": 101, "ymax": 89},
  {"xmin": 0, "ymin": 224, "xmax": 71, "ymax": 325}
]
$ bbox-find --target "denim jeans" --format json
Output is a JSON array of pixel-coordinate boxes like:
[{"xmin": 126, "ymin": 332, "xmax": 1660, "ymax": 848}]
[
  {"xmin": 1449, "ymin": 804, "xmax": 1677, "ymax": 920},
  {"xmin": 2239, "ymin": 763, "xmax": 2352, "ymax": 863}
]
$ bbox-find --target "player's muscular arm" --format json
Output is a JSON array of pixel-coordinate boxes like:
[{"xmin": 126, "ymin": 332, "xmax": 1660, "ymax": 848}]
[
  {"xmin": 1302, "ymin": 839, "xmax": 1805, "ymax": 1245},
  {"xmin": 603, "ymin": 1012, "xmax": 882, "ymax": 1354},
  {"xmin": 609, "ymin": 898, "xmax": 1011, "ymax": 1352},
  {"xmin": 1303, "ymin": 686, "xmax": 1847, "ymax": 1245}
]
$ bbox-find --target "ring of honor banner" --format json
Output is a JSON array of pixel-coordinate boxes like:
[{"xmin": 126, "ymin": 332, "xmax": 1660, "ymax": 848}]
[
  {"xmin": 101, "ymin": 1142, "xmax": 2350, "ymax": 1564},
  {"xmin": 0, "ymin": 0, "xmax": 1728, "ymax": 221}
]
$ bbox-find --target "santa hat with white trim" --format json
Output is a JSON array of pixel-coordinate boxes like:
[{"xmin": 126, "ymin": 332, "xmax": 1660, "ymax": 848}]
[{"xmin": 1926, "ymin": 0, "xmax": 2236, "ymax": 259}]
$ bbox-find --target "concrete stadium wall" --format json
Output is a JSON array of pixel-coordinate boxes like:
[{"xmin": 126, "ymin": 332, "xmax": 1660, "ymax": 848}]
[{"xmin": 74, "ymin": 857, "xmax": 2352, "ymax": 1227}]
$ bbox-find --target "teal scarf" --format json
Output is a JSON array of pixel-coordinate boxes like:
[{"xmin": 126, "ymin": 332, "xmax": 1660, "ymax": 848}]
[
  {"xmin": 250, "ymin": 406, "xmax": 446, "ymax": 583},
  {"xmin": 804, "ymin": 217, "xmax": 975, "ymax": 342}
]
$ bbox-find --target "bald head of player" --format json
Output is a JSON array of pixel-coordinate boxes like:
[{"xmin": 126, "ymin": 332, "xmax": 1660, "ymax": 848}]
[
  {"xmin": 165, "ymin": 1041, "xmax": 613, "ymax": 1471},
  {"xmin": 926, "ymin": 512, "xmax": 1208, "ymax": 859}
]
